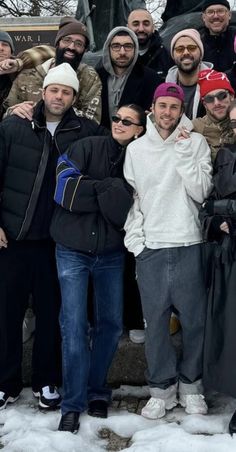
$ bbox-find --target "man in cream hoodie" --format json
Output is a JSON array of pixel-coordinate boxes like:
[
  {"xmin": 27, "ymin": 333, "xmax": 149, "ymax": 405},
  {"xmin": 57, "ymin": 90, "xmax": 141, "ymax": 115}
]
[{"xmin": 124, "ymin": 82, "xmax": 213, "ymax": 419}]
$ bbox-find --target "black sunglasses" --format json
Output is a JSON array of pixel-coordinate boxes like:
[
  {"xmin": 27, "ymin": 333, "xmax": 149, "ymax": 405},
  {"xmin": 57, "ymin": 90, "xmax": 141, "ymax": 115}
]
[
  {"xmin": 112, "ymin": 115, "xmax": 141, "ymax": 127},
  {"xmin": 203, "ymin": 91, "xmax": 229, "ymax": 104}
]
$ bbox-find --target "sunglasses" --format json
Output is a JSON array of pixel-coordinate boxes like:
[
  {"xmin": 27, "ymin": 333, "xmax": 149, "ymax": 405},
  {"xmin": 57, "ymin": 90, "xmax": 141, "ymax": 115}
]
[
  {"xmin": 203, "ymin": 91, "xmax": 229, "ymax": 104},
  {"xmin": 174, "ymin": 45, "xmax": 199, "ymax": 54},
  {"xmin": 229, "ymin": 119, "xmax": 236, "ymax": 129},
  {"xmin": 112, "ymin": 115, "xmax": 141, "ymax": 126}
]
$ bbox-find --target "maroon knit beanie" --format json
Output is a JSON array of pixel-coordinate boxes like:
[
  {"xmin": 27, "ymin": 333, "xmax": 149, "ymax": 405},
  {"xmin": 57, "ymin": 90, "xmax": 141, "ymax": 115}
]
[{"xmin": 55, "ymin": 16, "xmax": 89, "ymax": 48}]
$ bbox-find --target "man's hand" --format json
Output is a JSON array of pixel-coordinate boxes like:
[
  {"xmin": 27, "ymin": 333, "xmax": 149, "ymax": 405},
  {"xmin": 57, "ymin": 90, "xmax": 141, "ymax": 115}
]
[
  {"xmin": 0, "ymin": 228, "xmax": 8, "ymax": 248},
  {"xmin": 10, "ymin": 101, "xmax": 35, "ymax": 120},
  {"xmin": 175, "ymin": 126, "xmax": 191, "ymax": 142},
  {"xmin": 0, "ymin": 59, "xmax": 18, "ymax": 74},
  {"xmin": 220, "ymin": 221, "xmax": 230, "ymax": 234}
]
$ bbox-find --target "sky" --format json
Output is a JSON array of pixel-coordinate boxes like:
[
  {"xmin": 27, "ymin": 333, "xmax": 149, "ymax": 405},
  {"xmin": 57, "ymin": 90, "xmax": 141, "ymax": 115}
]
[{"xmin": 1, "ymin": 386, "xmax": 236, "ymax": 451}]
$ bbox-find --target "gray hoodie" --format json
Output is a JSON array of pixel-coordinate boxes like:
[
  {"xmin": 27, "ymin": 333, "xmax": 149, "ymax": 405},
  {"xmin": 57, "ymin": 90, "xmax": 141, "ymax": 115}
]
[
  {"xmin": 166, "ymin": 61, "xmax": 213, "ymax": 119},
  {"xmin": 102, "ymin": 26, "xmax": 139, "ymax": 119}
]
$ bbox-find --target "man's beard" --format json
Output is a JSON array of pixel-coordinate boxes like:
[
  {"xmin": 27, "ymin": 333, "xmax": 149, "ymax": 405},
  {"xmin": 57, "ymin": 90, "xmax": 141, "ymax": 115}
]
[
  {"xmin": 176, "ymin": 57, "xmax": 200, "ymax": 74},
  {"xmin": 137, "ymin": 34, "xmax": 151, "ymax": 49},
  {"xmin": 55, "ymin": 47, "xmax": 84, "ymax": 71}
]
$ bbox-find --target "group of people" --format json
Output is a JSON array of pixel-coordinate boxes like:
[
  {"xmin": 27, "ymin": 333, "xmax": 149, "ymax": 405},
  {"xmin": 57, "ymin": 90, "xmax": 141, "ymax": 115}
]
[{"xmin": 0, "ymin": 0, "xmax": 236, "ymax": 437}]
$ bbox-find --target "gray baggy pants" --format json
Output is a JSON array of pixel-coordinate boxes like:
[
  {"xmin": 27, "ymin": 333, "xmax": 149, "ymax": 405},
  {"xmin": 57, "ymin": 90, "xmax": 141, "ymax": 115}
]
[{"xmin": 136, "ymin": 244, "xmax": 207, "ymax": 392}]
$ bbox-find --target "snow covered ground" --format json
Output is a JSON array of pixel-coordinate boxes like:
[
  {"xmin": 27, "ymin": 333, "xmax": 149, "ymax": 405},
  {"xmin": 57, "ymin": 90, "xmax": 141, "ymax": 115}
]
[{"xmin": 1, "ymin": 386, "xmax": 236, "ymax": 451}]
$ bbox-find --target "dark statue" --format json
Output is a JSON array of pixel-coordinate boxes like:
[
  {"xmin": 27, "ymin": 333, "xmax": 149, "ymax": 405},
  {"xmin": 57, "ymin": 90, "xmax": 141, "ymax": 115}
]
[
  {"xmin": 161, "ymin": 0, "xmax": 206, "ymax": 22},
  {"xmin": 76, "ymin": 0, "xmax": 146, "ymax": 50}
]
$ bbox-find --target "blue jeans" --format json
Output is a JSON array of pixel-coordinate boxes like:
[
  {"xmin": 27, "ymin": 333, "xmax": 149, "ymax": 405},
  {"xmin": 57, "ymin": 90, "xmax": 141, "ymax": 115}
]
[{"xmin": 56, "ymin": 244, "xmax": 124, "ymax": 415}]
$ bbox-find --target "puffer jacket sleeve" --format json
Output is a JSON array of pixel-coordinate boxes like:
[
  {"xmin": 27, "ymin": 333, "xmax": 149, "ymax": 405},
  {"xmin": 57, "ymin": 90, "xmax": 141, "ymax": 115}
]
[
  {"xmin": 54, "ymin": 153, "xmax": 99, "ymax": 213},
  {"xmin": 95, "ymin": 177, "xmax": 133, "ymax": 229}
]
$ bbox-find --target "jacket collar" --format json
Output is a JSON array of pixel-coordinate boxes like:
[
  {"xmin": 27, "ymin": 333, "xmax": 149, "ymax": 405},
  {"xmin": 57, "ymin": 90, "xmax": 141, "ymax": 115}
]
[{"xmin": 32, "ymin": 100, "xmax": 80, "ymax": 130}]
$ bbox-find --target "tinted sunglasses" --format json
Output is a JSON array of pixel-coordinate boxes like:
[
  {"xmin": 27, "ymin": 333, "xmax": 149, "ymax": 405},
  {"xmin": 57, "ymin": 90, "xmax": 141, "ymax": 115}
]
[
  {"xmin": 203, "ymin": 91, "xmax": 229, "ymax": 104},
  {"xmin": 174, "ymin": 45, "xmax": 198, "ymax": 54},
  {"xmin": 112, "ymin": 115, "xmax": 141, "ymax": 127}
]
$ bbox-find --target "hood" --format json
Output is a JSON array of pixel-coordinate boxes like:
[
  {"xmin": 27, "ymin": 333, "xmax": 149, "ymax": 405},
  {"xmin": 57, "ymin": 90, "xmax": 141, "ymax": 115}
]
[
  {"xmin": 166, "ymin": 61, "xmax": 213, "ymax": 83},
  {"xmin": 102, "ymin": 26, "xmax": 139, "ymax": 76},
  {"xmin": 146, "ymin": 111, "xmax": 193, "ymax": 144}
]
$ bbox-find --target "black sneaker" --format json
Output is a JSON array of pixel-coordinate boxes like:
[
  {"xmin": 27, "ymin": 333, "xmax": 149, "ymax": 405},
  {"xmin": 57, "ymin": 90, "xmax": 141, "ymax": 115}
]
[
  {"xmin": 33, "ymin": 385, "xmax": 61, "ymax": 410},
  {"xmin": 88, "ymin": 400, "xmax": 108, "ymax": 418},
  {"xmin": 58, "ymin": 412, "xmax": 80, "ymax": 433},
  {"xmin": 0, "ymin": 391, "xmax": 19, "ymax": 410}
]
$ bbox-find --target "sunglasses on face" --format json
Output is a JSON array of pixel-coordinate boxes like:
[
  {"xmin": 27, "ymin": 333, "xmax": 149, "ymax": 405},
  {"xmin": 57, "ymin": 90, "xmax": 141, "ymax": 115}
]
[
  {"xmin": 173, "ymin": 44, "xmax": 199, "ymax": 54},
  {"xmin": 229, "ymin": 119, "xmax": 236, "ymax": 129},
  {"xmin": 112, "ymin": 115, "xmax": 141, "ymax": 127},
  {"xmin": 203, "ymin": 91, "xmax": 229, "ymax": 104}
]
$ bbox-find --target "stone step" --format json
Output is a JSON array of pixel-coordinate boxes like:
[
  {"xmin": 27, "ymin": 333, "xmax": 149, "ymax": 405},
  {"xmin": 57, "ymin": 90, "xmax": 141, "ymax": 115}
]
[{"xmin": 22, "ymin": 331, "xmax": 181, "ymax": 388}]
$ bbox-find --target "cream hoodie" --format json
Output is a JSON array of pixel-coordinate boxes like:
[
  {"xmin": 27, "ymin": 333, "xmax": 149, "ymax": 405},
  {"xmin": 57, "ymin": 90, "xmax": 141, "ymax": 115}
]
[{"xmin": 124, "ymin": 113, "xmax": 213, "ymax": 256}]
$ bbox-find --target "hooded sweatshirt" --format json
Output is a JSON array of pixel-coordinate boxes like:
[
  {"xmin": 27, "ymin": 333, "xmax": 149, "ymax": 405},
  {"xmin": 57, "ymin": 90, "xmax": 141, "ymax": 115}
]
[
  {"xmin": 166, "ymin": 61, "xmax": 213, "ymax": 119},
  {"xmin": 102, "ymin": 26, "xmax": 139, "ymax": 120},
  {"xmin": 124, "ymin": 113, "xmax": 213, "ymax": 257}
]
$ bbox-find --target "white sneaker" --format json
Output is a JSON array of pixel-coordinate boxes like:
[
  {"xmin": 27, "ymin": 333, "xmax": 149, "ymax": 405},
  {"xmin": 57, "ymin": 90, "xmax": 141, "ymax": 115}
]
[
  {"xmin": 141, "ymin": 396, "xmax": 177, "ymax": 419},
  {"xmin": 179, "ymin": 394, "xmax": 208, "ymax": 415},
  {"xmin": 129, "ymin": 329, "xmax": 145, "ymax": 344}
]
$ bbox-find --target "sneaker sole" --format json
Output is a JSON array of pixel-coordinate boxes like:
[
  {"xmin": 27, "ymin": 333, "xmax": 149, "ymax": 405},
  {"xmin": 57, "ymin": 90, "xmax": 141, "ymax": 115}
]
[
  {"xmin": 0, "ymin": 395, "xmax": 19, "ymax": 410},
  {"xmin": 141, "ymin": 400, "xmax": 177, "ymax": 420},
  {"xmin": 33, "ymin": 391, "xmax": 61, "ymax": 410}
]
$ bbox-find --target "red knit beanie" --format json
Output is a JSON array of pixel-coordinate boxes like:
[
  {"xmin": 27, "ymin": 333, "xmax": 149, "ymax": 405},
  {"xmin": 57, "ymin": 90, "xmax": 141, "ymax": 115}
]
[
  {"xmin": 198, "ymin": 69, "xmax": 235, "ymax": 98},
  {"xmin": 55, "ymin": 16, "xmax": 89, "ymax": 48}
]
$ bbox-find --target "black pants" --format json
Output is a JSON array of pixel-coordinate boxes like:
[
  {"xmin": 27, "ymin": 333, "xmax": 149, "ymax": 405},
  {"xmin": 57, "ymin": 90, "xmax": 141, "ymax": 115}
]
[
  {"xmin": 0, "ymin": 239, "xmax": 61, "ymax": 395},
  {"xmin": 123, "ymin": 251, "xmax": 144, "ymax": 330}
]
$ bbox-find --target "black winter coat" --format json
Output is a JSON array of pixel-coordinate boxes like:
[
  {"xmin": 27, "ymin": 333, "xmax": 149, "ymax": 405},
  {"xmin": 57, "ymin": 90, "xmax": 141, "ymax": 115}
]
[
  {"xmin": 50, "ymin": 135, "xmax": 133, "ymax": 254},
  {"xmin": 201, "ymin": 26, "xmax": 235, "ymax": 72},
  {"xmin": 97, "ymin": 62, "xmax": 161, "ymax": 129},
  {"xmin": 200, "ymin": 144, "xmax": 236, "ymax": 398},
  {"xmin": 137, "ymin": 31, "xmax": 173, "ymax": 81},
  {"xmin": 0, "ymin": 100, "xmax": 106, "ymax": 240}
]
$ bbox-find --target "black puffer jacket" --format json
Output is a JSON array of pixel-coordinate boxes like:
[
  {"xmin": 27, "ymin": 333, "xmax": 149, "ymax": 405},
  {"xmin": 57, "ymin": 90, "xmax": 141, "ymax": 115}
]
[
  {"xmin": 201, "ymin": 26, "xmax": 235, "ymax": 72},
  {"xmin": 0, "ymin": 100, "xmax": 106, "ymax": 240},
  {"xmin": 50, "ymin": 135, "xmax": 133, "ymax": 254}
]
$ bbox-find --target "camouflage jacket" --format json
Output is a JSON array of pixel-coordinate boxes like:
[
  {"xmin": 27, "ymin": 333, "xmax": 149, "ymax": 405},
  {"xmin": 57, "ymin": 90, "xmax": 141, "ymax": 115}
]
[
  {"xmin": 192, "ymin": 114, "xmax": 236, "ymax": 162},
  {"xmin": 4, "ymin": 54, "xmax": 102, "ymax": 123}
]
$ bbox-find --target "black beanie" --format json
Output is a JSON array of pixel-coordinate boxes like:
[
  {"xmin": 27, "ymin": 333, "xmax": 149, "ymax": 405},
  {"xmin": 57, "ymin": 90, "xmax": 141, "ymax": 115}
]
[{"xmin": 202, "ymin": 0, "xmax": 230, "ymax": 11}]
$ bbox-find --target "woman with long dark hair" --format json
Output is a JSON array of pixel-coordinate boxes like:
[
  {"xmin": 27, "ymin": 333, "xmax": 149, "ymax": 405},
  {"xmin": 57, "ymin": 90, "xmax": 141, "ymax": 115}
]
[{"xmin": 50, "ymin": 104, "xmax": 146, "ymax": 433}]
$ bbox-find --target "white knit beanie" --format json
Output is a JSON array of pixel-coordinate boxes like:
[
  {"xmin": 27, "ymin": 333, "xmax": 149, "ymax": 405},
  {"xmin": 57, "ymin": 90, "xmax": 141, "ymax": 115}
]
[
  {"xmin": 43, "ymin": 63, "xmax": 79, "ymax": 93},
  {"xmin": 170, "ymin": 29, "xmax": 204, "ymax": 59}
]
